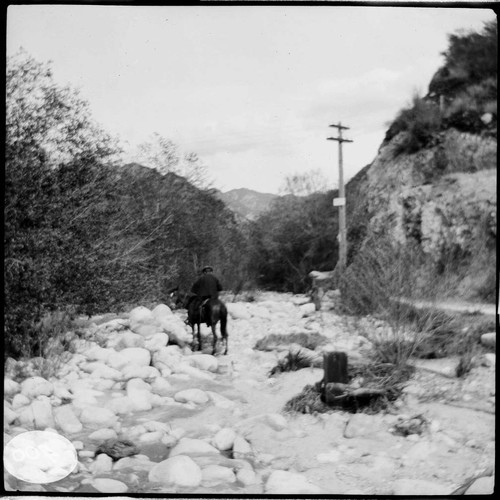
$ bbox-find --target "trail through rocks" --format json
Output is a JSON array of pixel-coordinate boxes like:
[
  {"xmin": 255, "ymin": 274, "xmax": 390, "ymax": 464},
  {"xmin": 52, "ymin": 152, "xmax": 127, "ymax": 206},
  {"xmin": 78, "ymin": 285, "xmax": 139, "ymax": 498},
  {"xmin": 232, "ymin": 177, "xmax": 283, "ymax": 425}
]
[{"xmin": 3, "ymin": 292, "xmax": 495, "ymax": 494}]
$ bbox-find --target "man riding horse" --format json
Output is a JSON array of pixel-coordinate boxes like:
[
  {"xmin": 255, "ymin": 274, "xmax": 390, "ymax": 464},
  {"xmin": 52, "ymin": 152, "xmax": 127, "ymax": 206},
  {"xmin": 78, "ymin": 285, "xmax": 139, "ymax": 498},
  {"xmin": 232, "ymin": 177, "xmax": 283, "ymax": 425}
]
[{"xmin": 185, "ymin": 266, "xmax": 223, "ymax": 325}]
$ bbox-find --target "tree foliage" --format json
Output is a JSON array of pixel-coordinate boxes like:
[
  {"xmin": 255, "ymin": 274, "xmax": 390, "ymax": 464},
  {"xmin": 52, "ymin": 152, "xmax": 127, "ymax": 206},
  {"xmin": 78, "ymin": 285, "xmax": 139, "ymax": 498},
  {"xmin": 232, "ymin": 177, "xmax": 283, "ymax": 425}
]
[
  {"xmin": 129, "ymin": 132, "xmax": 212, "ymax": 189},
  {"xmin": 4, "ymin": 51, "xmax": 246, "ymax": 359},
  {"xmin": 247, "ymin": 188, "xmax": 338, "ymax": 293}
]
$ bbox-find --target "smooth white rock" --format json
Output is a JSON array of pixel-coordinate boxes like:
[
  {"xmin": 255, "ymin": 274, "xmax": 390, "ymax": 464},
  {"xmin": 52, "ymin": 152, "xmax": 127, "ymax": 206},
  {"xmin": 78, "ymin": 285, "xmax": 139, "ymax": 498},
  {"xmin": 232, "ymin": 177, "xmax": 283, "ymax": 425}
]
[
  {"xmin": 53, "ymin": 405, "xmax": 83, "ymax": 434},
  {"xmin": 106, "ymin": 396, "xmax": 136, "ymax": 415},
  {"xmin": 91, "ymin": 478, "xmax": 128, "ymax": 493},
  {"xmin": 226, "ymin": 303, "xmax": 252, "ymax": 320},
  {"xmin": 89, "ymin": 365, "xmax": 123, "ymax": 380},
  {"xmin": 151, "ymin": 377, "xmax": 172, "ymax": 396},
  {"xmin": 233, "ymin": 436, "xmax": 253, "ymax": 459},
  {"xmin": 4, "ymin": 405, "xmax": 18, "ymax": 425},
  {"xmin": 79, "ymin": 406, "xmax": 118, "ymax": 428},
  {"xmin": 186, "ymin": 354, "xmax": 219, "ymax": 372},
  {"xmin": 12, "ymin": 393, "xmax": 31, "ymax": 410},
  {"xmin": 148, "ymin": 455, "xmax": 202, "ymax": 487},
  {"xmin": 116, "ymin": 347, "xmax": 151, "ymax": 367},
  {"xmin": 202, "ymin": 464, "xmax": 236, "ymax": 485},
  {"xmin": 212, "ymin": 428, "xmax": 237, "ymax": 451},
  {"xmin": 89, "ymin": 454, "xmax": 113, "ymax": 473},
  {"xmin": 5, "ymin": 378, "xmax": 21, "ymax": 396},
  {"xmin": 174, "ymin": 388, "xmax": 209, "ymax": 405},
  {"xmin": 237, "ymin": 468, "xmax": 259, "ymax": 485},
  {"xmin": 265, "ymin": 470, "xmax": 322, "ymax": 494},
  {"xmin": 121, "ymin": 365, "xmax": 160, "ymax": 380},
  {"xmin": 142, "ymin": 420, "xmax": 171, "ymax": 433},
  {"xmin": 175, "ymin": 363, "xmax": 215, "ymax": 380},
  {"xmin": 169, "ymin": 437, "xmax": 220, "ymax": 457},
  {"xmin": 144, "ymin": 332, "xmax": 169, "ymax": 352},
  {"xmin": 31, "ymin": 398, "xmax": 55, "ymax": 430},
  {"xmin": 88, "ymin": 428, "xmax": 118, "ymax": 441},
  {"xmin": 21, "ymin": 377, "xmax": 54, "ymax": 399}
]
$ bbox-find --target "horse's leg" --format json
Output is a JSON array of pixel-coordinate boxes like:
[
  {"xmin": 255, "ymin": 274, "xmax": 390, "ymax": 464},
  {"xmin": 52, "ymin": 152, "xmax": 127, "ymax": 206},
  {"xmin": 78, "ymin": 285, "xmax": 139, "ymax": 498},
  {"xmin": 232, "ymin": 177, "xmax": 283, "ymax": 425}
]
[
  {"xmin": 191, "ymin": 325, "xmax": 197, "ymax": 351},
  {"xmin": 197, "ymin": 322, "xmax": 202, "ymax": 351},
  {"xmin": 211, "ymin": 323, "xmax": 218, "ymax": 355},
  {"xmin": 220, "ymin": 310, "xmax": 228, "ymax": 355}
]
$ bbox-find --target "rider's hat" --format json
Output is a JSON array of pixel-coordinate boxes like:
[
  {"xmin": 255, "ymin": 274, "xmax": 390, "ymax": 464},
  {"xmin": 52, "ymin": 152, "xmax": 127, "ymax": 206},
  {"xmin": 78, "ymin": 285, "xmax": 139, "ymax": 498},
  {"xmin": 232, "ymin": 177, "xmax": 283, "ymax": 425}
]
[{"xmin": 202, "ymin": 266, "xmax": 213, "ymax": 273}]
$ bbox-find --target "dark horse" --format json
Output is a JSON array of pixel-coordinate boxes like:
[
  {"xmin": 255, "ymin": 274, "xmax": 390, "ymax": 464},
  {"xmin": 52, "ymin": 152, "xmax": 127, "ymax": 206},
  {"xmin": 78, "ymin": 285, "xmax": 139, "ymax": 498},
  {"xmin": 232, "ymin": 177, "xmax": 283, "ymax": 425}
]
[{"xmin": 167, "ymin": 286, "xmax": 229, "ymax": 355}]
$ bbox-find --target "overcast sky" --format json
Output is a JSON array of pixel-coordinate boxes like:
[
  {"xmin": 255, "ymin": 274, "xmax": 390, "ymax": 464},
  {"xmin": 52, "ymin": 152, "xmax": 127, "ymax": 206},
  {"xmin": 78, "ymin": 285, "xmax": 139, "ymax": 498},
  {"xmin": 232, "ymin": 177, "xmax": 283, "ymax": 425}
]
[{"xmin": 6, "ymin": 4, "xmax": 496, "ymax": 194}]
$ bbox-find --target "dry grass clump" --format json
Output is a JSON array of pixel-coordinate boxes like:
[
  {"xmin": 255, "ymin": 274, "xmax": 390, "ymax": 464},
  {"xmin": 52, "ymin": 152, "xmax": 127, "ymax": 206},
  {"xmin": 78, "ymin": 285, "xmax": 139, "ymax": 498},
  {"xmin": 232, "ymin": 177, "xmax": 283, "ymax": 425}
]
[
  {"xmin": 283, "ymin": 359, "xmax": 415, "ymax": 415},
  {"xmin": 255, "ymin": 332, "xmax": 329, "ymax": 352},
  {"xmin": 283, "ymin": 383, "xmax": 330, "ymax": 414},
  {"xmin": 269, "ymin": 348, "xmax": 320, "ymax": 376}
]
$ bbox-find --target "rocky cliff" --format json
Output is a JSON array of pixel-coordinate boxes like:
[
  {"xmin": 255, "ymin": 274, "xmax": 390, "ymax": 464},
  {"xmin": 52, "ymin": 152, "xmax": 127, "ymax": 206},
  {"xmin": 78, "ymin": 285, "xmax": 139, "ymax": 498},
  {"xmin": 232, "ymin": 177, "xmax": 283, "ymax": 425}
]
[{"xmin": 346, "ymin": 22, "xmax": 496, "ymax": 303}]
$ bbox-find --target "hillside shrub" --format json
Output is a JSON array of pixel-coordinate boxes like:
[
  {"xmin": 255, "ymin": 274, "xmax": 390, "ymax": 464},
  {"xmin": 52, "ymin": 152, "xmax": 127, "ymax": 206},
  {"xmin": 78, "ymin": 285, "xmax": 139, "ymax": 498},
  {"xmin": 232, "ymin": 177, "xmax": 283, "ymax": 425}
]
[{"xmin": 389, "ymin": 95, "xmax": 442, "ymax": 156}]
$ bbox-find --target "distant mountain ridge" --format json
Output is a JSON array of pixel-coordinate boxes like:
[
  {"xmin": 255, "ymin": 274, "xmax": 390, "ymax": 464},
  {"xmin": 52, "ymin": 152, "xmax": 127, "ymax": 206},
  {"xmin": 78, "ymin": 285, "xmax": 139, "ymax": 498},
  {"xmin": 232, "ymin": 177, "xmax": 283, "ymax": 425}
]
[{"xmin": 215, "ymin": 188, "xmax": 278, "ymax": 220}]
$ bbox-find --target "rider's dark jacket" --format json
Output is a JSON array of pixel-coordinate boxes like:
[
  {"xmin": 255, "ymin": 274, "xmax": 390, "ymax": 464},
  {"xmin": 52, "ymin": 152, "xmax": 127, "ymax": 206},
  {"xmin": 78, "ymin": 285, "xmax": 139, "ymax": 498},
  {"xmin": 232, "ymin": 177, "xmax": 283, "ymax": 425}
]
[{"xmin": 191, "ymin": 273, "xmax": 223, "ymax": 299}]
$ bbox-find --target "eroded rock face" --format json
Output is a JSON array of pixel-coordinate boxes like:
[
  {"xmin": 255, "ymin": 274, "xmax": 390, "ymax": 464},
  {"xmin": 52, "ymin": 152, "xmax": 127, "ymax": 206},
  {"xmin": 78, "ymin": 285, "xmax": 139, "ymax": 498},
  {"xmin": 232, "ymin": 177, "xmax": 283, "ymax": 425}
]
[{"xmin": 348, "ymin": 128, "xmax": 496, "ymax": 300}]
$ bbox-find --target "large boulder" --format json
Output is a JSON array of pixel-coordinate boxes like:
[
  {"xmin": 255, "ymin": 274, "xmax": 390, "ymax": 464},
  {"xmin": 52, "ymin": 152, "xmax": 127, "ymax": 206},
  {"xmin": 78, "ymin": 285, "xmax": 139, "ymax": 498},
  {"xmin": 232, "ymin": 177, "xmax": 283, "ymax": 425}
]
[
  {"xmin": 126, "ymin": 378, "xmax": 153, "ymax": 411},
  {"xmin": 148, "ymin": 455, "xmax": 202, "ymax": 487},
  {"xmin": 118, "ymin": 347, "xmax": 151, "ymax": 366},
  {"xmin": 105, "ymin": 395, "xmax": 136, "ymax": 415},
  {"xmin": 12, "ymin": 394, "xmax": 31, "ymax": 410},
  {"xmin": 53, "ymin": 405, "xmax": 83, "ymax": 434},
  {"xmin": 232, "ymin": 436, "xmax": 253, "ymax": 460},
  {"xmin": 169, "ymin": 437, "xmax": 220, "ymax": 457},
  {"xmin": 162, "ymin": 317, "xmax": 192, "ymax": 346},
  {"xmin": 90, "ymin": 478, "xmax": 128, "ymax": 493},
  {"xmin": 151, "ymin": 303, "xmax": 174, "ymax": 326},
  {"xmin": 202, "ymin": 464, "xmax": 236, "ymax": 486},
  {"xmin": 151, "ymin": 377, "xmax": 172, "ymax": 396},
  {"xmin": 84, "ymin": 345, "xmax": 115, "ymax": 363},
  {"xmin": 129, "ymin": 306, "xmax": 162, "ymax": 337},
  {"xmin": 152, "ymin": 346, "xmax": 183, "ymax": 371},
  {"xmin": 186, "ymin": 354, "xmax": 219, "ymax": 372},
  {"xmin": 226, "ymin": 303, "xmax": 252, "ymax": 320},
  {"xmin": 174, "ymin": 363, "xmax": 215, "ymax": 381},
  {"xmin": 79, "ymin": 406, "xmax": 118, "ymax": 428},
  {"xmin": 113, "ymin": 331, "xmax": 145, "ymax": 349},
  {"xmin": 120, "ymin": 365, "xmax": 161, "ymax": 381},
  {"xmin": 88, "ymin": 428, "xmax": 118, "ymax": 441},
  {"xmin": 4, "ymin": 405, "xmax": 18, "ymax": 425},
  {"xmin": 212, "ymin": 428, "xmax": 237, "ymax": 451},
  {"xmin": 21, "ymin": 377, "xmax": 54, "ymax": 399},
  {"xmin": 5, "ymin": 378, "xmax": 21, "ymax": 396},
  {"xmin": 144, "ymin": 332, "xmax": 169, "ymax": 352},
  {"xmin": 31, "ymin": 398, "xmax": 55, "ymax": 430},
  {"xmin": 265, "ymin": 470, "xmax": 323, "ymax": 494}
]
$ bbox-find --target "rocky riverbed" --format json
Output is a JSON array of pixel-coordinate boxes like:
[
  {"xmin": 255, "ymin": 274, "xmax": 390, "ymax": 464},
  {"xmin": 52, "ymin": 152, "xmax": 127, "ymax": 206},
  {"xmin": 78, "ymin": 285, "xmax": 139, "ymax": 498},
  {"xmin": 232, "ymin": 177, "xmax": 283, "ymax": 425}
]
[{"xmin": 3, "ymin": 292, "xmax": 496, "ymax": 495}]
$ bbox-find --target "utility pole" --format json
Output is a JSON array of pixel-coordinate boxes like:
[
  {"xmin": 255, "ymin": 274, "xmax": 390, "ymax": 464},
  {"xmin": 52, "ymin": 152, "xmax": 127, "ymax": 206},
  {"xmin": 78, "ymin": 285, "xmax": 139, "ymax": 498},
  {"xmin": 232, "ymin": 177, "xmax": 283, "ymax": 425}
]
[{"xmin": 327, "ymin": 122, "xmax": 353, "ymax": 274}]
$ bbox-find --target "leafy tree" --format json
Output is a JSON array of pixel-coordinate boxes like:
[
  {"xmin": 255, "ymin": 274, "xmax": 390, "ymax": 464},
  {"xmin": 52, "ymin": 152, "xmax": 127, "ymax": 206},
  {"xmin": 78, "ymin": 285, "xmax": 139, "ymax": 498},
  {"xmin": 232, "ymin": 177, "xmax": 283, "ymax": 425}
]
[
  {"xmin": 5, "ymin": 51, "xmax": 121, "ymax": 357},
  {"xmin": 129, "ymin": 132, "xmax": 212, "ymax": 188},
  {"xmin": 5, "ymin": 50, "xmax": 249, "ymax": 360},
  {"xmin": 248, "ymin": 185, "xmax": 338, "ymax": 292},
  {"xmin": 279, "ymin": 169, "xmax": 329, "ymax": 196}
]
